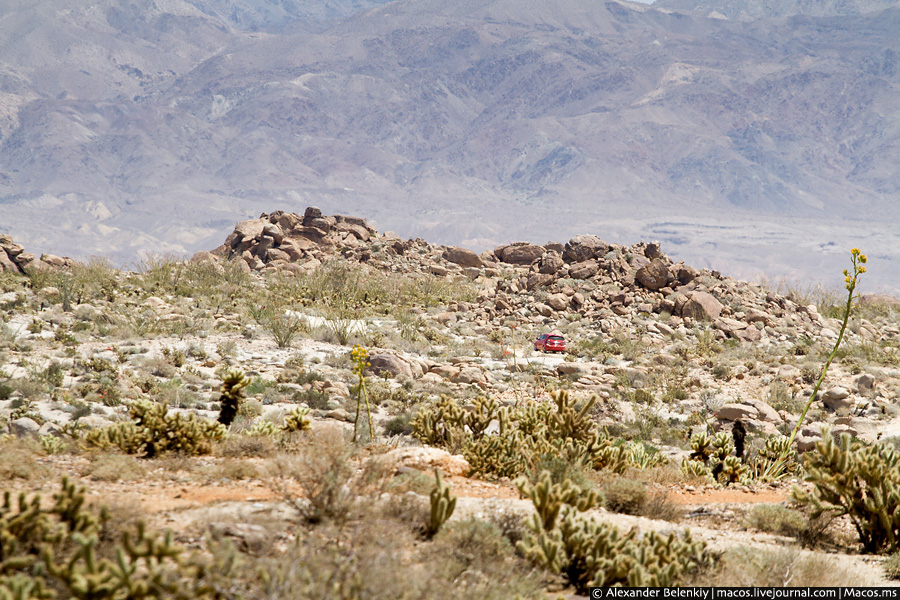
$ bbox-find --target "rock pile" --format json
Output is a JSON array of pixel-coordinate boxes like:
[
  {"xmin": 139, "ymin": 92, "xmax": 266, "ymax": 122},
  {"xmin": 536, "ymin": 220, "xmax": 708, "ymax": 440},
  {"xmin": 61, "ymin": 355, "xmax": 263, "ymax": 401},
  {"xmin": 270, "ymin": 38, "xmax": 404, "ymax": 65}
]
[
  {"xmin": 0, "ymin": 235, "xmax": 73, "ymax": 273},
  {"xmin": 209, "ymin": 207, "xmax": 853, "ymax": 348}
]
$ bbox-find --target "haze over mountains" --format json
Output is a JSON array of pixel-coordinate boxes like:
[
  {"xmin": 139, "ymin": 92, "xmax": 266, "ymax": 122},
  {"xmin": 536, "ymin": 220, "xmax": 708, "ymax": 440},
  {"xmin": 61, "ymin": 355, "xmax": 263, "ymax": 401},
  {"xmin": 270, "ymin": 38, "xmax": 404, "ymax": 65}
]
[{"xmin": 0, "ymin": 0, "xmax": 898, "ymax": 291}]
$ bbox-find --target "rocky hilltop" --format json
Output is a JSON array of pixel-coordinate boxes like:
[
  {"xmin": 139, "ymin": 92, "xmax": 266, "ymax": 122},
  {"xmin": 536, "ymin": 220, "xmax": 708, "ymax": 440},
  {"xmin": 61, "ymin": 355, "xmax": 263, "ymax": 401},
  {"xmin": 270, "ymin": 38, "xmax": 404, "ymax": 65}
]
[{"xmin": 197, "ymin": 207, "xmax": 897, "ymax": 446}]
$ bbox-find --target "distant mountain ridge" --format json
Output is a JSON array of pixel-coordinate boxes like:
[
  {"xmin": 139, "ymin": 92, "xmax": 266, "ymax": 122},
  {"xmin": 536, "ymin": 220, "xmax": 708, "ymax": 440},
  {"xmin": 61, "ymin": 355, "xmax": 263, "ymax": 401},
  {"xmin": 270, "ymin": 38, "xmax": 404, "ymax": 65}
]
[
  {"xmin": 0, "ymin": 0, "xmax": 898, "ymax": 291},
  {"xmin": 654, "ymin": 0, "xmax": 900, "ymax": 18}
]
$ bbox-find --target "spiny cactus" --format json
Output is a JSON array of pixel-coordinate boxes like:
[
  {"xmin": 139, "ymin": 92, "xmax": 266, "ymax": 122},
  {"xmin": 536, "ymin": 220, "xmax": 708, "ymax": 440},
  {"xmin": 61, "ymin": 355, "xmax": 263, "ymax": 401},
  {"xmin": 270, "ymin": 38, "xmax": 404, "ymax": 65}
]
[
  {"xmin": 282, "ymin": 406, "xmax": 311, "ymax": 433},
  {"xmin": 516, "ymin": 474, "xmax": 712, "ymax": 591},
  {"xmin": 793, "ymin": 430, "xmax": 900, "ymax": 553},
  {"xmin": 244, "ymin": 420, "xmax": 280, "ymax": 438},
  {"xmin": 427, "ymin": 469, "xmax": 457, "ymax": 538},
  {"xmin": 515, "ymin": 471, "xmax": 602, "ymax": 531},
  {"xmin": 689, "ymin": 432, "xmax": 714, "ymax": 463},
  {"xmin": 218, "ymin": 368, "xmax": 250, "ymax": 427},
  {"xmin": 0, "ymin": 477, "xmax": 222, "ymax": 600},
  {"xmin": 717, "ymin": 455, "xmax": 751, "ymax": 485},
  {"xmin": 84, "ymin": 400, "xmax": 225, "ymax": 458},
  {"xmin": 414, "ymin": 391, "xmax": 651, "ymax": 479},
  {"xmin": 680, "ymin": 458, "xmax": 712, "ymax": 481}
]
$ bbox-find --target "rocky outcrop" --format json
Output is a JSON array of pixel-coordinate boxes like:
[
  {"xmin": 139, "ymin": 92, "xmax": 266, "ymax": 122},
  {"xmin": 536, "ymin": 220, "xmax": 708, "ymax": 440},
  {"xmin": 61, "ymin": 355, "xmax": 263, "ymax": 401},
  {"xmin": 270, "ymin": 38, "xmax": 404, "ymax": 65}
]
[{"xmin": 0, "ymin": 235, "xmax": 73, "ymax": 273}]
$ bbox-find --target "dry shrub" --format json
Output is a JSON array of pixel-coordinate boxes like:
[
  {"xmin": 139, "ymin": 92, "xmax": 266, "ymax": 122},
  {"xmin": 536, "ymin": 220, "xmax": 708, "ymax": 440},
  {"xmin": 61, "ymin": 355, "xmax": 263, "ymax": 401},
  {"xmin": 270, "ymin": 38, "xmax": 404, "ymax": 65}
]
[
  {"xmin": 690, "ymin": 547, "xmax": 867, "ymax": 587},
  {"xmin": 215, "ymin": 434, "xmax": 276, "ymax": 458},
  {"xmin": 208, "ymin": 459, "xmax": 261, "ymax": 481},
  {"xmin": 229, "ymin": 511, "xmax": 543, "ymax": 600},
  {"xmin": 268, "ymin": 425, "xmax": 388, "ymax": 524},
  {"xmin": 747, "ymin": 504, "xmax": 806, "ymax": 538},
  {"xmin": 0, "ymin": 437, "xmax": 46, "ymax": 481},
  {"xmin": 602, "ymin": 478, "xmax": 647, "ymax": 515},
  {"xmin": 642, "ymin": 490, "xmax": 683, "ymax": 522},
  {"xmin": 83, "ymin": 452, "xmax": 146, "ymax": 482}
]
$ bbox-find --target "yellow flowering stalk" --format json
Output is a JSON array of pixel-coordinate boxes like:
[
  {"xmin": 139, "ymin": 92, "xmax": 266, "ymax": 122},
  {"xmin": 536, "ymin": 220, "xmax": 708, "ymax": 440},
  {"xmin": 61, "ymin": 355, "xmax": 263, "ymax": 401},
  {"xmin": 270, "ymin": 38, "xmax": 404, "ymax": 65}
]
[
  {"xmin": 351, "ymin": 345, "xmax": 375, "ymax": 443},
  {"xmin": 772, "ymin": 249, "xmax": 867, "ymax": 474}
]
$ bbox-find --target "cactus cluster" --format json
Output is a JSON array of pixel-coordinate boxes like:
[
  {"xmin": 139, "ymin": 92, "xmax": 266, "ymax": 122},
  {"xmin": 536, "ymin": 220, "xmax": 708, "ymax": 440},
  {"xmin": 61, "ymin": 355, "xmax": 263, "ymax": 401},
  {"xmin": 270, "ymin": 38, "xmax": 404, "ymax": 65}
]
[
  {"xmin": 84, "ymin": 400, "xmax": 225, "ymax": 457},
  {"xmin": 0, "ymin": 477, "xmax": 221, "ymax": 600},
  {"xmin": 516, "ymin": 471, "xmax": 712, "ymax": 591},
  {"xmin": 794, "ymin": 431, "xmax": 900, "ymax": 553},
  {"xmin": 684, "ymin": 428, "xmax": 752, "ymax": 486},
  {"xmin": 413, "ymin": 391, "xmax": 659, "ymax": 479}
]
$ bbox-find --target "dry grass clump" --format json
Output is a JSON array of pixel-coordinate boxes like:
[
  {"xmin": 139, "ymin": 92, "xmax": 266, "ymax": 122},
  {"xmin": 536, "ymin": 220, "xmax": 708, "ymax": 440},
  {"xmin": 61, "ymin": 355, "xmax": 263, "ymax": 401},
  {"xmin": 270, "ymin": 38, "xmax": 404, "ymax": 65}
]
[
  {"xmin": 600, "ymin": 476, "xmax": 683, "ymax": 522},
  {"xmin": 83, "ymin": 452, "xmax": 147, "ymax": 482},
  {"xmin": 690, "ymin": 547, "xmax": 867, "ymax": 587},
  {"xmin": 231, "ymin": 511, "xmax": 542, "ymax": 600},
  {"xmin": 0, "ymin": 436, "xmax": 46, "ymax": 481},
  {"xmin": 206, "ymin": 458, "xmax": 261, "ymax": 481},
  {"xmin": 746, "ymin": 504, "xmax": 806, "ymax": 538},
  {"xmin": 215, "ymin": 434, "xmax": 277, "ymax": 458}
]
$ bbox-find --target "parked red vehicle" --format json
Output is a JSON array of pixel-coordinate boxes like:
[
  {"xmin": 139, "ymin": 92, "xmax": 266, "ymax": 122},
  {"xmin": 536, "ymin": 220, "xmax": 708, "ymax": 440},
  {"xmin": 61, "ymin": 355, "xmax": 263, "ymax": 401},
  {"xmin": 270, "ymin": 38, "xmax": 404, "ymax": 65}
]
[{"xmin": 534, "ymin": 333, "xmax": 566, "ymax": 353}]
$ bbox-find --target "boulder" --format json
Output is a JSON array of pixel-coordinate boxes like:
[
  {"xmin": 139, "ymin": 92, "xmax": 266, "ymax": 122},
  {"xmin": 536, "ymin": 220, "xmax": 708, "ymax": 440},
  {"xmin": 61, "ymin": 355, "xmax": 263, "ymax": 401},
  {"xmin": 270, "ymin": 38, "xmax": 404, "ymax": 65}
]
[
  {"xmin": 499, "ymin": 244, "xmax": 545, "ymax": 265},
  {"xmin": 453, "ymin": 366, "xmax": 487, "ymax": 385},
  {"xmin": 262, "ymin": 223, "xmax": 284, "ymax": 244},
  {"xmin": 856, "ymin": 374, "xmax": 875, "ymax": 395},
  {"xmin": 234, "ymin": 219, "xmax": 266, "ymax": 242},
  {"xmin": 564, "ymin": 235, "xmax": 608, "ymax": 263},
  {"xmin": 536, "ymin": 252, "xmax": 564, "ymax": 274},
  {"xmin": 635, "ymin": 259, "xmax": 671, "ymax": 291},
  {"xmin": 546, "ymin": 293, "xmax": 570, "ymax": 311},
  {"xmin": 368, "ymin": 354, "xmax": 413, "ymax": 379},
  {"xmin": 568, "ymin": 260, "xmax": 599, "ymax": 280},
  {"xmin": 9, "ymin": 417, "xmax": 40, "ymax": 437},
  {"xmin": 682, "ymin": 291, "xmax": 724, "ymax": 321},
  {"xmin": 443, "ymin": 247, "xmax": 482, "ymax": 268},
  {"xmin": 716, "ymin": 403, "xmax": 759, "ymax": 421},
  {"xmin": 378, "ymin": 447, "xmax": 470, "ymax": 477},
  {"xmin": 821, "ymin": 387, "xmax": 853, "ymax": 414},
  {"xmin": 526, "ymin": 273, "xmax": 555, "ymax": 290}
]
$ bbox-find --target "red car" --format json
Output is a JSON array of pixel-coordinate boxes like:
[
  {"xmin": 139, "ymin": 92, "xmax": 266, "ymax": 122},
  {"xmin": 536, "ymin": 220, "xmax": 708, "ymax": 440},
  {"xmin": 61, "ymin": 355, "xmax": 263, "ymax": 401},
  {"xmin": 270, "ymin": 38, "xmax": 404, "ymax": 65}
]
[{"xmin": 534, "ymin": 333, "xmax": 566, "ymax": 353}]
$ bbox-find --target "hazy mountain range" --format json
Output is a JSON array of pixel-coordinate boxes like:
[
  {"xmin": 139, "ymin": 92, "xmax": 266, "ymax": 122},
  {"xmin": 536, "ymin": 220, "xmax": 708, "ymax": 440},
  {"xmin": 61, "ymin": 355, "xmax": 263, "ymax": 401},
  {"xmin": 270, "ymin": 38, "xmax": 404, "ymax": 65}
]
[{"xmin": 1, "ymin": 0, "xmax": 898, "ymax": 292}]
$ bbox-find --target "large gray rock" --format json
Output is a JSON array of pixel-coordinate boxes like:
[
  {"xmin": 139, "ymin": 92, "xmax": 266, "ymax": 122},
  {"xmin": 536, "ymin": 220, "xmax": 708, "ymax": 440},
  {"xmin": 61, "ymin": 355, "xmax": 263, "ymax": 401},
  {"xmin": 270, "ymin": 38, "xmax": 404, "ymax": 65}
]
[
  {"xmin": 443, "ymin": 246, "xmax": 482, "ymax": 268},
  {"xmin": 682, "ymin": 291, "xmax": 724, "ymax": 321},
  {"xmin": 369, "ymin": 353, "xmax": 414, "ymax": 379},
  {"xmin": 9, "ymin": 417, "xmax": 40, "ymax": 437},
  {"xmin": 564, "ymin": 235, "xmax": 609, "ymax": 263}
]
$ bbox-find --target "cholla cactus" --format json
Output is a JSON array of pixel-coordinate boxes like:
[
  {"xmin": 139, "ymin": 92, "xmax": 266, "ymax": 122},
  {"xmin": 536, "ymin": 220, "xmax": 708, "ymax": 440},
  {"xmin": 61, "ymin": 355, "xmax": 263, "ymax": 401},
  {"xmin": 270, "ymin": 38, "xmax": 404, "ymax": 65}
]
[
  {"xmin": 426, "ymin": 469, "xmax": 457, "ymax": 538},
  {"xmin": 515, "ymin": 470, "xmax": 601, "ymax": 531},
  {"xmin": 689, "ymin": 432, "xmax": 713, "ymax": 463},
  {"xmin": 282, "ymin": 406, "xmax": 311, "ymax": 433},
  {"xmin": 84, "ymin": 400, "xmax": 225, "ymax": 457},
  {"xmin": 218, "ymin": 368, "xmax": 250, "ymax": 427},
  {"xmin": 516, "ymin": 473, "xmax": 712, "ymax": 592},
  {"xmin": 794, "ymin": 430, "xmax": 900, "ymax": 553}
]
